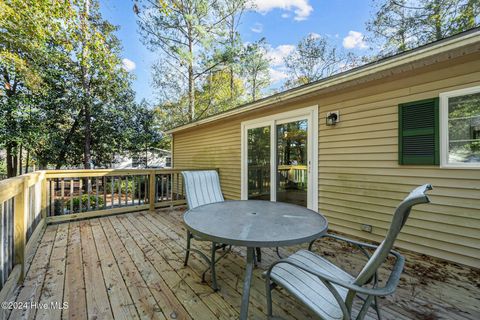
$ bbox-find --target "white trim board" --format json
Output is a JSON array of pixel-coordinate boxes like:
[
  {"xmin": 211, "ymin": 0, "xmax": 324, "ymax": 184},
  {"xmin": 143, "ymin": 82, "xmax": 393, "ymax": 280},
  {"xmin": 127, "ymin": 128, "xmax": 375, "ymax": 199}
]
[{"xmin": 240, "ymin": 105, "xmax": 319, "ymax": 211}]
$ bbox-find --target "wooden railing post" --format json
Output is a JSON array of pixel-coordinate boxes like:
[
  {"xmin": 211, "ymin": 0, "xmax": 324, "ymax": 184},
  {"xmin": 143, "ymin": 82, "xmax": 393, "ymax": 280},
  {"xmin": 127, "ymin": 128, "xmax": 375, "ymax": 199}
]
[
  {"xmin": 41, "ymin": 172, "xmax": 47, "ymax": 219},
  {"xmin": 149, "ymin": 170, "xmax": 156, "ymax": 212},
  {"xmin": 14, "ymin": 177, "xmax": 28, "ymax": 281}
]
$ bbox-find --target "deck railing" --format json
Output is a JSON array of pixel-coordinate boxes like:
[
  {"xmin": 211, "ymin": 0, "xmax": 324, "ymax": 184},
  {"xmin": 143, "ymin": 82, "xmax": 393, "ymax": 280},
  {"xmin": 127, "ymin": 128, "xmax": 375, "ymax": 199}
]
[
  {"xmin": 0, "ymin": 171, "xmax": 46, "ymax": 300},
  {"xmin": 0, "ymin": 168, "xmax": 209, "ymax": 297}
]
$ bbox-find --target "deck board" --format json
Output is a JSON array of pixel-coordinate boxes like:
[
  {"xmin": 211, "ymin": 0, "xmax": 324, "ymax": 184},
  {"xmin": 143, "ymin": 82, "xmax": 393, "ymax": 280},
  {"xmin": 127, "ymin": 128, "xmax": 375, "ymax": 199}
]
[
  {"xmin": 8, "ymin": 207, "xmax": 480, "ymax": 320},
  {"xmin": 63, "ymin": 221, "xmax": 86, "ymax": 320},
  {"xmin": 79, "ymin": 220, "xmax": 113, "ymax": 319}
]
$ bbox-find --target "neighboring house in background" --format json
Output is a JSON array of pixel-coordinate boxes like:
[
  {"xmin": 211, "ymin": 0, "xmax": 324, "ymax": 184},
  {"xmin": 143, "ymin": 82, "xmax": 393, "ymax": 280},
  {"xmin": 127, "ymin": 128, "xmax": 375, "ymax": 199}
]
[
  {"xmin": 112, "ymin": 148, "xmax": 172, "ymax": 169},
  {"xmin": 167, "ymin": 29, "xmax": 480, "ymax": 268}
]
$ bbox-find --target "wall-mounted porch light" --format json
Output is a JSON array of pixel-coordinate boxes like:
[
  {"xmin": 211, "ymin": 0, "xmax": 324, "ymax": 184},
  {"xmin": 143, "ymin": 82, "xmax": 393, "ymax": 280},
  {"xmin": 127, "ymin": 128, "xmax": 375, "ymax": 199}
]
[{"xmin": 326, "ymin": 111, "xmax": 340, "ymax": 126}]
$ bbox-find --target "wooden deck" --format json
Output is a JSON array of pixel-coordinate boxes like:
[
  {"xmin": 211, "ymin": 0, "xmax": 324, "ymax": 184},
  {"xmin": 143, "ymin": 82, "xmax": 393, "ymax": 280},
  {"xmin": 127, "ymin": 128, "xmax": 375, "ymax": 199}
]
[{"xmin": 3, "ymin": 207, "xmax": 480, "ymax": 320}]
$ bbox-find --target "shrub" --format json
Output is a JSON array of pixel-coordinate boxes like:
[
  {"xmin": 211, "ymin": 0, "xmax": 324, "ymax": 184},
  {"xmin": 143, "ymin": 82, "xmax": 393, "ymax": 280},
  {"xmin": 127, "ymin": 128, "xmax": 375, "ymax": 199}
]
[{"xmin": 69, "ymin": 195, "xmax": 104, "ymax": 213}]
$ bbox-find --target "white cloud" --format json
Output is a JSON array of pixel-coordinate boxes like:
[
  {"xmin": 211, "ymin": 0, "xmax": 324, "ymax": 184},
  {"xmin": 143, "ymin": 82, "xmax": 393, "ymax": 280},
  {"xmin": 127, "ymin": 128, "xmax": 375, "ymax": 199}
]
[
  {"xmin": 248, "ymin": 0, "xmax": 313, "ymax": 21},
  {"xmin": 266, "ymin": 44, "xmax": 295, "ymax": 67},
  {"xmin": 342, "ymin": 31, "xmax": 368, "ymax": 49},
  {"xmin": 269, "ymin": 68, "xmax": 288, "ymax": 83},
  {"xmin": 122, "ymin": 58, "xmax": 136, "ymax": 72},
  {"xmin": 309, "ymin": 32, "xmax": 321, "ymax": 39},
  {"xmin": 251, "ymin": 23, "xmax": 263, "ymax": 33},
  {"xmin": 281, "ymin": 13, "xmax": 290, "ymax": 18}
]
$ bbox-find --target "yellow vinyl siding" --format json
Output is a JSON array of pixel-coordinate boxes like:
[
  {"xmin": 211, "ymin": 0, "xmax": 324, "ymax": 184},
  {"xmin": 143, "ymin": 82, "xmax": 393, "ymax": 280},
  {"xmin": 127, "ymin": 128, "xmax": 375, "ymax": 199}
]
[{"xmin": 173, "ymin": 53, "xmax": 480, "ymax": 268}]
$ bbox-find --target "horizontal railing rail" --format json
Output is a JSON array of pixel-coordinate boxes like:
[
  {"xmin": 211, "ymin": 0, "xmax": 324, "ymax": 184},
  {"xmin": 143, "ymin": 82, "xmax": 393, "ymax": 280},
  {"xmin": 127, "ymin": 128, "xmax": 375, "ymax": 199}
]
[{"xmin": 0, "ymin": 168, "xmax": 213, "ymax": 301}]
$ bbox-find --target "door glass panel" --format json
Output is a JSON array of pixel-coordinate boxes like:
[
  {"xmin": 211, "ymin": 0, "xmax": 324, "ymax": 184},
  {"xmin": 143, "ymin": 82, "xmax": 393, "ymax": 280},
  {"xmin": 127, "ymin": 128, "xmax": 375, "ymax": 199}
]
[
  {"xmin": 276, "ymin": 120, "xmax": 308, "ymax": 207},
  {"xmin": 247, "ymin": 126, "xmax": 270, "ymax": 200}
]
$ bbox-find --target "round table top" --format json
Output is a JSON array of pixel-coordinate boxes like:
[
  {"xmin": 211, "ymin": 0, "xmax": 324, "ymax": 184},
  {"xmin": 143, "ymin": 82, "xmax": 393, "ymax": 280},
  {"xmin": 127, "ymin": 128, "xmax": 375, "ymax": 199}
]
[{"xmin": 183, "ymin": 200, "xmax": 328, "ymax": 247}]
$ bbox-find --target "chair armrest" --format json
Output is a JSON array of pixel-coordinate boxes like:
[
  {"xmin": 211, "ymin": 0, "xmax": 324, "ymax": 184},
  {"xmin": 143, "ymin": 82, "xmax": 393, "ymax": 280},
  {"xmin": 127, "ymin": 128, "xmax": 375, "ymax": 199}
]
[
  {"xmin": 323, "ymin": 233, "xmax": 380, "ymax": 250},
  {"xmin": 266, "ymin": 250, "xmax": 405, "ymax": 297}
]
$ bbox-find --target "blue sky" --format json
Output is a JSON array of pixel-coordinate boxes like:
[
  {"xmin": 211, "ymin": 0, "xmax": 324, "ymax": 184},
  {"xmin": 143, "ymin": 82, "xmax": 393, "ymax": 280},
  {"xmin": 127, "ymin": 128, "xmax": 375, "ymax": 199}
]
[{"xmin": 100, "ymin": 0, "xmax": 373, "ymax": 102}]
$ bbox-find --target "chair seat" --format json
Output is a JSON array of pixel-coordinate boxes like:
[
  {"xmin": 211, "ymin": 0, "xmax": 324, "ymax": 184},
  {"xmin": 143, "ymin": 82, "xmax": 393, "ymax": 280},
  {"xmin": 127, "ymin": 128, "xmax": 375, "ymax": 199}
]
[{"xmin": 270, "ymin": 249, "xmax": 354, "ymax": 320}]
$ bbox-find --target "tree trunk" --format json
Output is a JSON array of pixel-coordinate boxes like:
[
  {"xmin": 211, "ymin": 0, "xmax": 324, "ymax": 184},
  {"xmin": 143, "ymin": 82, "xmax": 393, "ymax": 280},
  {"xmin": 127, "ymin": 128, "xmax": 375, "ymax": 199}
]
[
  {"xmin": 6, "ymin": 143, "xmax": 16, "ymax": 178},
  {"xmin": 25, "ymin": 150, "xmax": 30, "ymax": 173},
  {"xmin": 188, "ymin": 63, "xmax": 195, "ymax": 121},
  {"xmin": 56, "ymin": 109, "xmax": 82, "ymax": 169},
  {"xmin": 187, "ymin": 9, "xmax": 195, "ymax": 122},
  {"xmin": 18, "ymin": 144, "xmax": 23, "ymax": 175},
  {"xmin": 229, "ymin": 15, "xmax": 235, "ymax": 100},
  {"xmin": 81, "ymin": 0, "xmax": 92, "ymax": 169},
  {"xmin": 433, "ymin": 0, "xmax": 442, "ymax": 40},
  {"xmin": 84, "ymin": 102, "xmax": 92, "ymax": 169}
]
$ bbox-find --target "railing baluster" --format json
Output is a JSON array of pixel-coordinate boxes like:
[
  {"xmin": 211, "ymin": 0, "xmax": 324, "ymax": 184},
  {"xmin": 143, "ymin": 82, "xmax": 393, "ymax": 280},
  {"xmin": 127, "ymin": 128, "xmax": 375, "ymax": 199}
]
[
  {"xmin": 175, "ymin": 173, "xmax": 180, "ymax": 200},
  {"xmin": 159, "ymin": 174, "xmax": 163, "ymax": 202},
  {"xmin": 79, "ymin": 178, "xmax": 83, "ymax": 213},
  {"xmin": 138, "ymin": 176, "xmax": 141, "ymax": 205},
  {"xmin": 70, "ymin": 178, "xmax": 74, "ymax": 214},
  {"xmin": 170, "ymin": 173, "xmax": 173, "ymax": 203},
  {"xmin": 103, "ymin": 177, "xmax": 107, "ymax": 209},
  {"xmin": 61, "ymin": 178, "xmax": 65, "ymax": 215},
  {"xmin": 49, "ymin": 179, "xmax": 54, "ymax": 216},
  {"xmin": 8, "ymin": 199, "xmax": 12, "ymax": 281},
  {"xmin": 125, "ymin": 176, "xmax": 129, "ymax": 206},
  {"xmin": 149, "ymin": 171, "xmax": 155, "ymax": 211},
  {"xmin": 111, "ymin": 176, "xmax": 114, "ymax": 209},
  {"xmin": 95, "ymin": 177, "xmax": 99, "ymax": 210},
  {"xmin": 118, "ymin": 176, "xmax": 122, "ymax": 207},
  {"xmin": 87, "ymin": 177, "xmax": 91, "ymax": 212}
]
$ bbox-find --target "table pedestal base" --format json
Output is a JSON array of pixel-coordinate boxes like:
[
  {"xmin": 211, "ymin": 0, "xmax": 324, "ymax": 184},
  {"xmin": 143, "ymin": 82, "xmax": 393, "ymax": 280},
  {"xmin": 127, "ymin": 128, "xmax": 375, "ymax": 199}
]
[{"xmin": 240, "ymin": 247, "xmax": 255, "ymax": 320}]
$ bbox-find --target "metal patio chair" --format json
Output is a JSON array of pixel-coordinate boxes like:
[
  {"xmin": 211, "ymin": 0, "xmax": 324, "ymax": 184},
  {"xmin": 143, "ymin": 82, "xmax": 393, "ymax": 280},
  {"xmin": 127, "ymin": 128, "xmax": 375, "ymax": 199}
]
[
  {"xmin": 265, "ymin": 184, "xmax": 432, "ymax": 320},
  {"xmin": 182, "ymin": 170, "xmax": 228, "ymax": 291}
]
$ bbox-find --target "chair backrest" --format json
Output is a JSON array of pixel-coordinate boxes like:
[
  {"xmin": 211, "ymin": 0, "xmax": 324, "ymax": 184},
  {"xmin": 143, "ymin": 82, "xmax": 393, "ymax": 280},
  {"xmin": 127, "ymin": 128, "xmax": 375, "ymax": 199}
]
[
  {"xmin": 354, "ymin": 184, "xmax": 432, "ymax": 286},
  {"xmin": 181, "ymin": 170, "xmax": 224, "ymax": 209}
]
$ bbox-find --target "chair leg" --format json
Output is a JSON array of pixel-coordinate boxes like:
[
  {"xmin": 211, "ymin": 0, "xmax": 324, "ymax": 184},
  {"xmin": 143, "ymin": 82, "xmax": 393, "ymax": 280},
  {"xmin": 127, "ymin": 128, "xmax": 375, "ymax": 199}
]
[
  {"xmin": 265, "ymin": 279, "xmax": 273, "ymax": 317},
  {"xmin": 374, "ymin": 296, "xmax": 382, "ymax": 320},
  {"xmin": 255, "ymin": 247, "xmax": 262, "ymax": 263},
  {"xmin": 210, "ymin": 242, "xmax": 219, "ymax": 291},
  {"xmin": 184, "ymin": 230, "xmax": 192, "ymax": 266},
  {"xmin": 275, "ymin": 247, "xmax": 283, "ymax": 259}
]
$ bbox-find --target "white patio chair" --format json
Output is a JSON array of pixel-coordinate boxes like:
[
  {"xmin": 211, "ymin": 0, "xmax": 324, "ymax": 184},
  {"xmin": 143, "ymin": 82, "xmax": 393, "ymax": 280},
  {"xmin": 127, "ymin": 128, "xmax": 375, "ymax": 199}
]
[
  {"xmin": 265, "ymin": 184, "xmax": 432, "ymax": 319},
  {"xmin": 181, "ymin": 170, "xmax": 231, "ymax": 291}
]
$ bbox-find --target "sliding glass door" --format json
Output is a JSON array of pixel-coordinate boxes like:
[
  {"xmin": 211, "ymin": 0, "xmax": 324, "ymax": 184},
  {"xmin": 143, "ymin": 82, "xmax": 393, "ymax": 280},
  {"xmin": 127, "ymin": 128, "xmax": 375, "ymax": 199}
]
[
  {"xmin": 242, "ymin": 106, "xmax": 317, "ymax": 210},
  {"xmin": 276, "ymin": 119, "xmax": 308, "ymax": 207}
]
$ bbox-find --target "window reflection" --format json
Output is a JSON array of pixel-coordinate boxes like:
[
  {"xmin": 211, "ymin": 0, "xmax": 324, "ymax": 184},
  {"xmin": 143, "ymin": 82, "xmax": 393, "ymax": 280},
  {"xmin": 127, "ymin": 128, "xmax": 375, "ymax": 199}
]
[
  {"xmin": 448, "ymin": 92, "xmax": 480, "ymax": 164},
  {"xmin": 247, "ymin": 126, "xmax": 270, "ymax": 200},
  {"xmin": 276, "ymin": 120, "xmax": 308, "ymax": 207}
]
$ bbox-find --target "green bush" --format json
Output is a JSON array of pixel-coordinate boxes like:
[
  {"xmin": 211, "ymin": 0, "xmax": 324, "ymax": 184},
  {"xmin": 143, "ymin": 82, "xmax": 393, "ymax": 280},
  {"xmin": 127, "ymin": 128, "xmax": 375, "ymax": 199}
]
[
  {"xmin": 69, "ymin": 195, "xmax": 104, "ymax": 213},
  {"xmin": 105, "ymin": 179, "xmax": 137, "ymax": 195}
]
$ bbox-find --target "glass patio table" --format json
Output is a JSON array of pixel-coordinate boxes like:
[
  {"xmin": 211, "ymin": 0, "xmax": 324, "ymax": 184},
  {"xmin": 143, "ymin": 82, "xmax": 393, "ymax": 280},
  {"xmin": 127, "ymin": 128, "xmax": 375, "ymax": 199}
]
[{"xmin": 183, "ymin": 200, "xmax": 328, "ymax": 320}]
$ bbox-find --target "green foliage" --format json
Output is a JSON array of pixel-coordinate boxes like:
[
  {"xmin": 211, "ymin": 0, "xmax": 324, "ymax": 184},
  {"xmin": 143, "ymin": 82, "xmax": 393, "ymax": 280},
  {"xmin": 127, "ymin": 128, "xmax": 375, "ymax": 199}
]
[
  {"xmin": 1, "ymin": 0, "xmax": 154, "ymax": 174},
  {"xmin": 283, "ymin": 34, "xmax": 356, "ymax": 88},
  {"xmin": 241, "ymin": 38, "xmax": 271, "ymax": 101},
  {"xmin": 105, "ymin": 179, "xmax": 137, "ymax": 195},
  {"xmin": 69, "ymin": 195, "xmax": 104, "ymax": 213},
  {"xmin": 137, "ymin": 0, "xmax": 253, "ymax": 128},
  {"xmin": 366, "ymin": 0, "xmax": 480, "ymax": 56}
]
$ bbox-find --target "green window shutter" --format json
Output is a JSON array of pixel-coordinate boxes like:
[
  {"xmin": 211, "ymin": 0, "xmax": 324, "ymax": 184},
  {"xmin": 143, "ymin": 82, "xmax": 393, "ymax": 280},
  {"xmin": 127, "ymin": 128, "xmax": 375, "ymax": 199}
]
[{"xmin": 398, "ymin": 98, "xmax": 439, "ymax": 165}]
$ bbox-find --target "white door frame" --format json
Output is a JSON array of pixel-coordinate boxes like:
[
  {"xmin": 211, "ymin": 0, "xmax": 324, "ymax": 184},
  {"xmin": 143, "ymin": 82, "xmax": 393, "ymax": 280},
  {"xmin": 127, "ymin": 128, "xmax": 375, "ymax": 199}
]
[{"xmin": 240, "ymin": 105, "xmax": 318, "ymax": 211}]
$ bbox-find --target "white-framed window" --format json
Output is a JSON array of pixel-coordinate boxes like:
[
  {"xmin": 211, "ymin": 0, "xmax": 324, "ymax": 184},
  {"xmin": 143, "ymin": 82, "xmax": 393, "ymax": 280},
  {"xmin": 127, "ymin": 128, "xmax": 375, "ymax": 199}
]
[{"xmin": 440, "ymin": 86, "xmax": 480, "ymax": 168}]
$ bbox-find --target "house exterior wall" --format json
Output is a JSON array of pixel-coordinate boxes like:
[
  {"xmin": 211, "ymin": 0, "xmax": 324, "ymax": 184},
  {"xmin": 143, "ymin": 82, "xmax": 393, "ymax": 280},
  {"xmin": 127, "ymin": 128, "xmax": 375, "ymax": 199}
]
[{"xmin": 172, "ymin": 53, "xmax": 480, "ymax": 268}]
